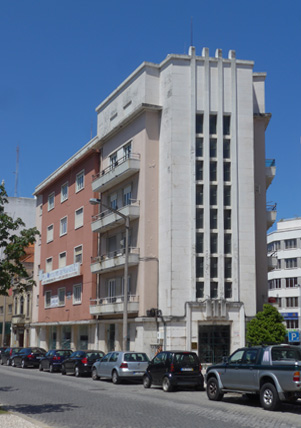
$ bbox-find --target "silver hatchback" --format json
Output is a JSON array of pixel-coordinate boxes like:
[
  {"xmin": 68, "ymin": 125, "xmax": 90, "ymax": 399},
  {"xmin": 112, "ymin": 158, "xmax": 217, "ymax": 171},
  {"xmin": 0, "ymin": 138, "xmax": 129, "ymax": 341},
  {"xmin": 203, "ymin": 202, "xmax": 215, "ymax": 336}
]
[{"xmin": 92, "ymin": 351, "xmax": 149, "ymax": 384}]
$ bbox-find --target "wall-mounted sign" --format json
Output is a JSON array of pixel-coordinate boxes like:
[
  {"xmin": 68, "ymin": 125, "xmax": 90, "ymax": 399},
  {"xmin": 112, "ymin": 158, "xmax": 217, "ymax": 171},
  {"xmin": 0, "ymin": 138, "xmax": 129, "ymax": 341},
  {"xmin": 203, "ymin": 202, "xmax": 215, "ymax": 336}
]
[
  {"xmin": 41, "ymin": 263, "xmax": 81, "ymax": 285},
  {"xmin": 51, "ymin": 295, "xmax": 59, "ymax": 308}
]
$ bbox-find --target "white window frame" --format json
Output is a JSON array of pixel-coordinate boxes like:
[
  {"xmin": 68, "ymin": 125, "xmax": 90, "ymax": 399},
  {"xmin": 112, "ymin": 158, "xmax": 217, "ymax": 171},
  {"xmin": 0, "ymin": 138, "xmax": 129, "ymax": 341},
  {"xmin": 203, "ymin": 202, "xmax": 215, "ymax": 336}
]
[
  {"xmin": 75, "ymin": 207, "xmax": 84, "ymax": 229},
  {"xmin": 46, "ymin": 257, "xmax": 53, "ymax": 273},
  {"xmin": 59, "ymin": 251, "xmax": 67, "ymax": 268},
  {"xmin": 48, "ymin": 192, "xmax": 55, "ymax": 211},
  {"xmin": 123, "ymin": 184, "xmax": 132, "ymax": 206},
  {"xmin": 47, "ymin": 224, "xmax": 54, "ymax": 243},
  {"xmin": 123, "ymin": 142, "xmax": 132, "ymax": 159},
  {"xmin": 110, "ymin": 193, "xmax": 118, "ymax": 210},
  {"xmin": 74, "ymin": 245, "xmax": 83, "ymax": 264},
  {"xmin": 61, "ymin": 182, "xmax": 69, "ymax": 203},
  {"xmin": 60, "ymin": 216, "xmax": 68, "ymax": 236},
  {"xmin": 76, "ymin": 170, "xmax": 85, "ymax": 193},
  {"xmin": 45, "ymin": 291, "xmax": 52, "ymax": 308},
  {"xmin": 73, "ymin": 283, "xmax": 82, "ymax": 305},
  {"xmin": 108, "ymin": 279, "xmax": 116, "ymax": 298},
  {"xmin": 58, "ymin": 287, "xmax": 66, "ymax": 306}
]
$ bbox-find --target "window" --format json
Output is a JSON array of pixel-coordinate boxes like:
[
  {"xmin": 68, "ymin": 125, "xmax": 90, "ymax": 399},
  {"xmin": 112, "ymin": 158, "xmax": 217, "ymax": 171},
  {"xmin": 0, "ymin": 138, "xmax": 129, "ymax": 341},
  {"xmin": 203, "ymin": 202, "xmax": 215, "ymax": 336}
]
[
  {"xmin": 210, "ymin": 139, "xmax": 217, "ymax": 158},
  {"xmin": 223, "ymin": 116, "xmax": 231, "ymax": 136},
  {"xmin": 110, "ymin": 193, "xmax": 118, "ymax": 210},
  {"xmin": 225, "ymin": 257, "xmax": 232, "ymax": 278},
  {"xmin": 0, "ymin": 306, "xmax": 3, "ymax": 315},
  {"xmin": 224, "ymin": 185, "xmax": 231, "ymax": 206},
  {"xmin": 285, "ymin": 277, "xmax": 298, "ymax": 288},
  {"xmin": 27, "ymin": 294, "xmax": 30, "ymax": 317},
  {"xmin": 210, "ymin": 185, "xmax": 217, "ymax": 205},
  {"xmin": 8, "ymin": 304, "xmax": 12, "ymax": 314},
  {"xmin": 196, "ymin": 114, "xmax": 203, "ymax": 134},
  {"xmin": 223, "ymin": 140, "xmax": 230, "ymax": 159},
  {"xmin": 196, "ymin": 161, "xmax": 203, "ymax": 181},
  {"xmin": 276, "ymin": 297, "xmax": 282, "ymax": 307},
  {"xmin": 73, "ymin": 284, "xmax": 82, "ymax": 304},
  {"xmin": 61, "ymin": 182, "xmax": 68, "ymax": 202},
  {"xmin": 75, "ymin": 207, "xmax": 84, "ymax": 229},
  {"xmin": 285, "ymin": 239, "xmax": 297, "ymax": 249},
  {"xmin": 196, "ymin": 138, "xmax": 203, "ymax": 157},
  {"xmin": 224, "ymin": 209, "xmax": 231, "ymax": 230},
  {"xmin": 74, "ymin": 245, "xmax": 83, "ymax": 264},
  {"xmin": 76, "ymin": 170, "xmax": 84, "ymax": 192},
  {"xmin": 196, "ymin": 257, "xmax": 204, "ymax": 278},
  {"xmin": 224, "ymin": 233, "xmax": 232, "ymax": 254},
  {"xmin": 224, "ymin": 162, "xmax": 231, "ymax": 182},
  {"xmin": 225, "ymin": 282, "xmax": 232, "ymax": 298},
  {"xmin": 45, "ymin": 291, "xmax": 51, "ymax": 308},
  {"xmin": 58, "ymin": 288, "xmax": 65, "ymax": 306},
  {"xmin": 48, "ymin": 192, "xmax": 55, "ymax": 211},
  {"xmin": 196, "ymin": 233, "xmax": 204, "ymax": 253},
  {"xmin": 211, "ymin": 257, "xmax": 218, "ymax": 278},
  {"xmin": 196, "ymin": 282, "xmax": 204, "ymax": 299},
  {"xmin": 123, "ymin": 185, "xmax": 132, "ymax": 206},
  {"xmin": 209, "ymin": 114, "xmax": 217, "ymax": 135},
  {"xmin": 210, "ymin": 162, "xmax": 217, "ymax": 181},
  {"xmin": 196, "ymin": 208, "xmax": 203, "ymax": 229},
  {"xmin": 47, "ymin": 225, "xmax": 54, "ymax": 243},
  {"xmin": 210, "ymin": 233, "xmax": 218, "ymax": 253},
  {"xmin": 59, "ymin": 252, "xmax": 67, "ymax": 268},
  {"xmin": 14, "ymin": 297, "xmax": 18, "ymax": 314},
  {"xmin": 46, "ymin": 257, "xmax": 53, "ymax": 273},
  {"xmin": 110, "ymin": 152, "xmax": 118, "ymax": 168},
  {"xmin": 196, "ymin": 185, "xmax": 203, "ymax": 205},
  {"xmin": 108, "ymin": 279, "xmax": 116, "ymax": 298},
  {"xmin": 286, "ymin": 297, "xmax": 298, "ymax": 308},
  {"xmin": 60, "ymin": 216, "xmax": 67, "ymax": 236},
  {"xmin": 210, "ymin": 282, "xmax": 218, "ymax": 298},
  {"xmin": 210, "ymin": 209, "xmax": 218, "ymax": 229},
  {"xmin": 276, "ymin": 259, "xmax": 282, "ymax": 269},
  {"xmin": 286, "ymin": 320, "xmax": 299, "ymax": 329},
  {"xmin": 285, "ymin": 258, "xmax": 297, "ymax": 269},
  {"xmin": 123, "ymin": 143, "xmax": 131, "ymax": 159}
]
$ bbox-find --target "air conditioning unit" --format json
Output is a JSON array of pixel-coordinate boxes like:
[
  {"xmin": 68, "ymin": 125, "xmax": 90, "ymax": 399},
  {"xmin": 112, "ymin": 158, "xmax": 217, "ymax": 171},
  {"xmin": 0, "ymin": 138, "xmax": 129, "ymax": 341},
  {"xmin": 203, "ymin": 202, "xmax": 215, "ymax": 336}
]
[{"xmin": 157, "ymin": 331, "xmax": 164, "ymax": 340}]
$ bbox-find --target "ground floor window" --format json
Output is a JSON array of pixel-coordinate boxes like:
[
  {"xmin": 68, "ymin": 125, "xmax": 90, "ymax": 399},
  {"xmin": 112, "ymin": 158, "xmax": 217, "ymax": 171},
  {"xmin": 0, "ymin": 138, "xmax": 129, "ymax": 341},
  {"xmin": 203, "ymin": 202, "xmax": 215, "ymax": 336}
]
[
  {"xmin": 62, "ymin": 325, "xmax": 71, "ymax": 349},
  {"xmin": 198, "ymin": 325, "xmax": 230, "ymax": 364},
  {"xmin": 78, "ymin": 325, "xmax": 88, "ymax": 349},
  {"xmin": 49, "ymin": 326, "xmax": 57, "ymax": 349},
  {"xmin": 107, "ymin": 324, "xmax": 115, "ymax": 351}
]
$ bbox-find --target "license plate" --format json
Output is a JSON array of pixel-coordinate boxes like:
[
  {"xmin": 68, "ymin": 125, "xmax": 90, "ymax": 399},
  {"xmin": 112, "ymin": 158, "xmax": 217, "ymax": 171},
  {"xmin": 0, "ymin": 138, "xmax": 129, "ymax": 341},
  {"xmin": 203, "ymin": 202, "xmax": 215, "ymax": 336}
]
[{"xmin": 181, "ymin": 368, "xmax": 193, "ymax": 371}]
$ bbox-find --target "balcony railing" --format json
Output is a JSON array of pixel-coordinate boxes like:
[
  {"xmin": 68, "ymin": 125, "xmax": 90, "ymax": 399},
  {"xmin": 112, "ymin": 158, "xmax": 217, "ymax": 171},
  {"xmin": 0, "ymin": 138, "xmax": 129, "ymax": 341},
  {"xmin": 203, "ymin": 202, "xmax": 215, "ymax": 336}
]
[
  {"xmin": 91, "ymin": 200, "xmax": 140, "ymax": 233},
  {"xmin": 266, "ymin": 203, "xmax": 277, "ymax": 230},
  {"xmin": 265, "ymin": 158, "xmax": 276, "ymax": 189},
  {"xmin": 92, "ymin": 153, "xmax": 140, "ymax": 193},
  {"xmin": 91, "ymin": 247, "xmax": 139, "ymax": 274},
  {"xmin": 89, "ymin": 294, "xmax": 139, "ymax": 316}
]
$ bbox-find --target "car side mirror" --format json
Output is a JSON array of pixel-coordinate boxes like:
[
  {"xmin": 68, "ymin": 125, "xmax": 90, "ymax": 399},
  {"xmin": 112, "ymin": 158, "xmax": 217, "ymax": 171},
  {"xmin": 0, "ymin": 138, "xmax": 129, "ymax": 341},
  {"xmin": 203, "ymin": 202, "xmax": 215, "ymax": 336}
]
[{"xmin": 222, "ymin": 356, "xmax": 228, "ymax": 364}]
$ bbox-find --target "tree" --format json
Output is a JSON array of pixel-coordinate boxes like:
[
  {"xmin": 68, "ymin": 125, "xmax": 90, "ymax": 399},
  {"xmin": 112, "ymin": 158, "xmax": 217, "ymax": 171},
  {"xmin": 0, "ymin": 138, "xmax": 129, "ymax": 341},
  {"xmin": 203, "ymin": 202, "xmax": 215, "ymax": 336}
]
[
  {"xmin": 246, "ymin": 304, "xmax": 287, "ymax": 346},
  {"xmin": 0, "ymin": 183, "xmax": 39, "ymax": 296}
]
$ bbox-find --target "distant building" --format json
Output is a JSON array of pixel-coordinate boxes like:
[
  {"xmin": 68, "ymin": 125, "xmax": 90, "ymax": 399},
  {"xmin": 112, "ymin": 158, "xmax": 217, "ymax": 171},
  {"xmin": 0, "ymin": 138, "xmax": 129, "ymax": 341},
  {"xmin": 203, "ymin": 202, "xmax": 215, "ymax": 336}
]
[
  {"xmin": 32, "ymin": 47, "xmax": 275, "ymax": 361},
  {"xmin": 268, "ymin": 218, "xmax": 301, "ymax": 342}
]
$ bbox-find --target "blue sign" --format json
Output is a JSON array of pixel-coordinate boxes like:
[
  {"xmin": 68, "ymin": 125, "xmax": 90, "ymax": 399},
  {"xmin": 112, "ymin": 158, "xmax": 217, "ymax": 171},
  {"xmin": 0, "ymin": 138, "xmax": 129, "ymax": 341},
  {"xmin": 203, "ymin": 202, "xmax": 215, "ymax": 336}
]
[{"xmin": 288, "ymin": 331, "xmax": 300, "ymax": 343}]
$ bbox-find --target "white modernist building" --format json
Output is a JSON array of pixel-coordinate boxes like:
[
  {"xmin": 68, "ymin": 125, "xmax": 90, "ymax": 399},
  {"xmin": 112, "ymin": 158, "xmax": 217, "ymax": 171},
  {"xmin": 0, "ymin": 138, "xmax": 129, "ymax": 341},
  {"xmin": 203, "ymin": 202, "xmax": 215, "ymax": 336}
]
[
  {"xmin": 89, "ymin": 46, "xmax": 275, "ymax": 362},
  {"xmin": 268, "ymin": 218, "xmax": 301, "ymax": 343}
]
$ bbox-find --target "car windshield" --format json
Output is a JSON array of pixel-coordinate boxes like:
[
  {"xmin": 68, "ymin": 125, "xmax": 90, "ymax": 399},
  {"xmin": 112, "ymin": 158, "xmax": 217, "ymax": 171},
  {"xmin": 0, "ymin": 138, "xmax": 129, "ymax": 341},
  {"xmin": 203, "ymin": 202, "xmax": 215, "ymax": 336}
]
[{"xmin": 124, "ymin": 353, "xmax": 149, "ymax": 362}]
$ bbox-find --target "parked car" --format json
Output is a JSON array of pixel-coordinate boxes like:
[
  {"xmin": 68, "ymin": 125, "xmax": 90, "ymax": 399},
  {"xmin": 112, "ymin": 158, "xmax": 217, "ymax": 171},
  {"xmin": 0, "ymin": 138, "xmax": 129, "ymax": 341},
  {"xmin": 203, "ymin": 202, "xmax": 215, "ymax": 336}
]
[
  {"xmin": 11, "ymin": 347, "xmax": 47, "ymax": 368},
  {"xmin": 0, "ymin": 347, "xmax": 8, "ymax": 364},
  {"xmin": 61, "ymin": 350, "xmax": 105, "ymax": 377},
  {"xmin": 92, "ymin": 351, "xmax": 149, "ymax": 384},
  {"xmin": 1, "ymin": 347, "xmax": 23, "ymax": 366},
  {"xmin": 39, "ymin": 349, "xmax": 73, "ymax": 372},
  {"xmin": 143, "ymin": 350, "xmax": 204, "ymax": 392}
]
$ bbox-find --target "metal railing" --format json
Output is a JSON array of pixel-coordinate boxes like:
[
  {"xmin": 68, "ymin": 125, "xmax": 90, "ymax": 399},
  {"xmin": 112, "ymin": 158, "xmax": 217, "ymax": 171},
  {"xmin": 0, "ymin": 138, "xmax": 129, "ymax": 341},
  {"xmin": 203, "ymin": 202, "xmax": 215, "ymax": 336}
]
[
  {"xmin": 90, "ymin": 294, "xmax": 139, "ymax": 306},
  {"xmin": 91, "ymin": 247, "xmax": 139, "ymax": 264},
  {"xmin": 265, "ymin": 159, "xmax": 276, "ymax": 167},
  {"xmin": 91, "ymin": 200, "xmax": 140, "ymax": 222},
  {"xmin": 92, "ymin": 153, "xmax": 140, "ymax": 182}
]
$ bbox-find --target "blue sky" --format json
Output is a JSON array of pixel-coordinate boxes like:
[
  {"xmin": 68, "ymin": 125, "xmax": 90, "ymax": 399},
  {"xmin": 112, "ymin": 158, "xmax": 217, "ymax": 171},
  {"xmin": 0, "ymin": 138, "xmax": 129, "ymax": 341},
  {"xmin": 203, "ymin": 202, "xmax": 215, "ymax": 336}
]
[{"xmin": 0, "ymin": 0, "xmax": 300, "ymax": 227}]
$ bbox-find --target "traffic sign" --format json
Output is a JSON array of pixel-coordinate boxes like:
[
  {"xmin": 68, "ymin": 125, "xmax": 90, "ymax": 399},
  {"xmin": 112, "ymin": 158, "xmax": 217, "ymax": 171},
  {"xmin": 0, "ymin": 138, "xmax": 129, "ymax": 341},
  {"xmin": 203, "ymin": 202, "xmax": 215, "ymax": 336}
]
[{"xmin": 288, "ymin": 331, "xmax": 300, "ymax": 343}]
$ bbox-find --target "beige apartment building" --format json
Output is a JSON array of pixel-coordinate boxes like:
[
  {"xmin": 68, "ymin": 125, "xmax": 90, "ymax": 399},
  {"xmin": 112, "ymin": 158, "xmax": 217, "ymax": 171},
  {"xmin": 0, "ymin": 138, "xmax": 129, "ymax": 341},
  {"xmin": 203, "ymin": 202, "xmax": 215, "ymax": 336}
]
[{"xmin": 32, "ymin": 47, "xmax": 275, "ymax": 361}]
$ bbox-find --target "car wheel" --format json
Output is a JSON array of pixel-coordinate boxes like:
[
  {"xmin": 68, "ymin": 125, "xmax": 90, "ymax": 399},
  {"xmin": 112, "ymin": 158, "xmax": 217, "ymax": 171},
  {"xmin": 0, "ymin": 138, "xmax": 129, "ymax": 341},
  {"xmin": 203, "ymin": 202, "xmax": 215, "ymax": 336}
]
[
  {"xmin": 61, "ymin": 365, "xmax": 66, "ymax": 375},
  {"xmin": 143, "ymin": 375, "xmax": 151, "ymax": 389},
  {"xmin": 11, "ymin": 359, "xmax": 15, "ymax": 367},
  {"xmin": 39, "ymin": 363, "xmax": 43, "ymax": 371},
  {"xmin": 49, "ymin": 364, "xmax": 54, "ymax": 373},
  {"xmin": 75, "ymin": 366, "xmax": 80, "ymax": 377},
  {"xmin": 92, "ymin": 368, "xmax": 99, "ymax": 381},
  {"xmin": 162, "ymin": 377, "xmax": 173, "ymax": 392},
  {"xmin": 206, "ymin": 377, "xmax": 224, "ymax": 401},
  {"xmin": 6, "ymin": 359, "xmax": 10, "ymax": 366},
  {"xmin": 21, "ymin": 359, "xmax": 26, "ymax": 369},
  {"xmin": 260, "ymin": 383, "xmax": 280, "ymax": 411},
  {"xmin": 112, "ymin": 370, "xmax": 120, "ymax": 384}
]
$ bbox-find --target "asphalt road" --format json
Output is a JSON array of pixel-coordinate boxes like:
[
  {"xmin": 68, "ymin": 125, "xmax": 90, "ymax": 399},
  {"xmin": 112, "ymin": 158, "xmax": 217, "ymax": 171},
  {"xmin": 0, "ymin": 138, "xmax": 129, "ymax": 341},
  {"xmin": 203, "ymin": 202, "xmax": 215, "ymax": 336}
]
[{"xmin": 1, "ymin": 364, "xmax": 301, "ymax": 428}]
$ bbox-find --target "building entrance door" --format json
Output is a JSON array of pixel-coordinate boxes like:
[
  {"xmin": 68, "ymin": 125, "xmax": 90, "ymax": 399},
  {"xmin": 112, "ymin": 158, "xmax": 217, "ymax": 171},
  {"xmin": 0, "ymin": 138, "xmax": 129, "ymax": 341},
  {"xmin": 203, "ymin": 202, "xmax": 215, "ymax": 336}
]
[{"xmin": 198, "ymin": 325, "xmax": 230, "ymax": 364}]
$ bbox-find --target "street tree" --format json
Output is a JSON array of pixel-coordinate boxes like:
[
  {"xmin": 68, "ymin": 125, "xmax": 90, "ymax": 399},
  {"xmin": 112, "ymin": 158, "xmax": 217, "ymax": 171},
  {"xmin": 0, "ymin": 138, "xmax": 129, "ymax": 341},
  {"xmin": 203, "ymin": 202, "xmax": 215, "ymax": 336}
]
[
  {"xmin": 0, "ymin": 183, "xmax": 39, "ymax": 296},
  {"xmin": 246, "ymin": 303, "xmax": 287, "ymax": 346}
]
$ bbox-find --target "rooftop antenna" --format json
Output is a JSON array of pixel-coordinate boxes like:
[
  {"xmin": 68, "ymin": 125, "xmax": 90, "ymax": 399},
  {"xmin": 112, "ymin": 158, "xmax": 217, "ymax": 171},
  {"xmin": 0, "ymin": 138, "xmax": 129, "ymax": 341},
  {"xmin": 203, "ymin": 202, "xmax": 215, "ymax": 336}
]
[
  {"xmin": 14, "ymin": 145, "xmax": 19, "ymax": 197},
  {"xmin": 190, "ymin": 17, "xmax": 193, "ymax": 47}
]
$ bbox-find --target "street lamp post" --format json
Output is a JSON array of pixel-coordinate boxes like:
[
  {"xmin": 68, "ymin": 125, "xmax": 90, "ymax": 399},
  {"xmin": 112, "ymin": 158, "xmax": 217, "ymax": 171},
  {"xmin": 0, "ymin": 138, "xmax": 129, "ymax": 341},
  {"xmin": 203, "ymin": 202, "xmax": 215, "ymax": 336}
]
[{"xmin": 90, "ymin": 198, "xmax": 129, "ymax": 351}]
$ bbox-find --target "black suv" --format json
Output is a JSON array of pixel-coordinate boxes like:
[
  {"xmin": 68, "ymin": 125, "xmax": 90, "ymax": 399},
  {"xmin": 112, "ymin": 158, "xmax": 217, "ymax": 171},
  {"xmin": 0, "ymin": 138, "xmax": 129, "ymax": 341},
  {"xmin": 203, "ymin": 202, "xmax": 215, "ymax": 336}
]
[{"xmin": 143, "ymin": 351, "xmax": 204, "ymax": 392}]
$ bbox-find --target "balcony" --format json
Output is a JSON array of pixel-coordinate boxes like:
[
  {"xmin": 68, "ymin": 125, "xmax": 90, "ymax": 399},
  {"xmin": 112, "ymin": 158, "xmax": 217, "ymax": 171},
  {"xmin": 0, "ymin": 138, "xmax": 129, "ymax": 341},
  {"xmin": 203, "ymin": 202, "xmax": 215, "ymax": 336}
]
[
  {"xmin": 90, "ymin": 294, "xmax": 139, "ymax": 316},
  {"xmin": 266, "ymin": 159, "xmax": 276, "ymax": 189},
  {"xmin": 92, "ymin": 154, "xmax": 140, "ymax": 193},
  {"xmin": 91, "ymin": 200, "xmax": 140, "ymax": 233},
  {"xmin": 11, "ymin": 314, "xmax": 25, "ymax": 325},
  {"xmin": 267, "ymin": 255, "xmax": 278, "ymax": 271},
  {"xmin": 266, "ymin": 203, "xmax": 277, "ymax": 230},
  {"xmin": 91, "ymin": 248, "xmax": 139, "ymax": 274}
]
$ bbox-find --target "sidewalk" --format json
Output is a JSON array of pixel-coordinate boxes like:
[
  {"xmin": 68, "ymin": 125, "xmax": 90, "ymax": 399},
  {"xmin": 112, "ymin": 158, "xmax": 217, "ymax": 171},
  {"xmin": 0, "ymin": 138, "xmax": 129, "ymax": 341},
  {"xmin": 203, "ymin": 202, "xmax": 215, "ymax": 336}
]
[{"xmin": 0, "ymin": 411, "xmax": 49, "ymax": 428}]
